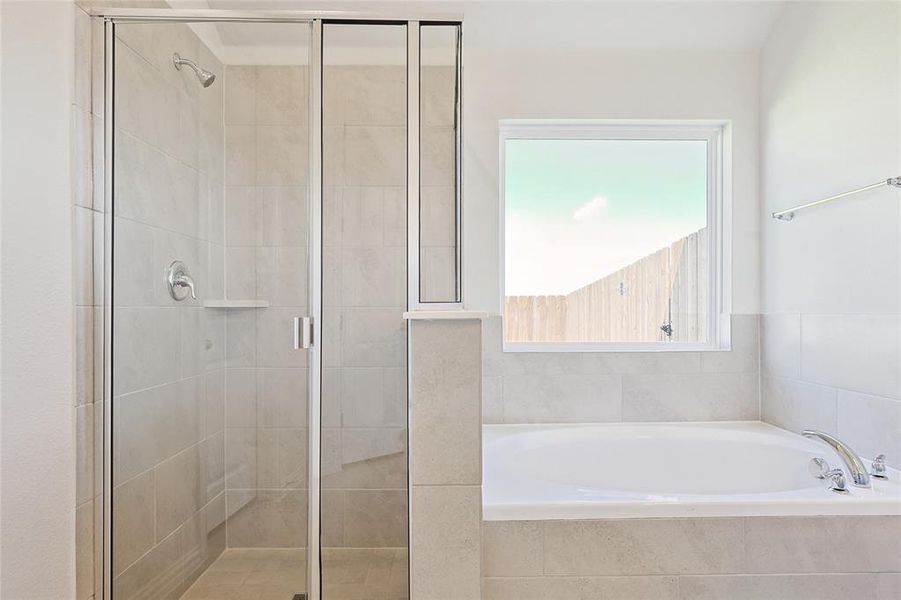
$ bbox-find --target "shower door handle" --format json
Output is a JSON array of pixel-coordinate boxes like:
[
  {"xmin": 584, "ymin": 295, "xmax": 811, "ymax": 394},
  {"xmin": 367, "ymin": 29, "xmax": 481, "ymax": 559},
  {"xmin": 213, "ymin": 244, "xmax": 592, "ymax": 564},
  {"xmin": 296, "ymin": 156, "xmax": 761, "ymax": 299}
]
[{"xmin": 293, "ymin": 316, "xmax": 313, "ymax": 350}]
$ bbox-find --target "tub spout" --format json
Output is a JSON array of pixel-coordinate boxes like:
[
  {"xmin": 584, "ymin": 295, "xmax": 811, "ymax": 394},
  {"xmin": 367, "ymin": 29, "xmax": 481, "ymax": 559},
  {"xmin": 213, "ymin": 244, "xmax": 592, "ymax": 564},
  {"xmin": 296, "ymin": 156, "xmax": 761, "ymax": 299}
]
[{"xmin": 801, "ymin": 430, "xmax": 870, "ymax": 487}]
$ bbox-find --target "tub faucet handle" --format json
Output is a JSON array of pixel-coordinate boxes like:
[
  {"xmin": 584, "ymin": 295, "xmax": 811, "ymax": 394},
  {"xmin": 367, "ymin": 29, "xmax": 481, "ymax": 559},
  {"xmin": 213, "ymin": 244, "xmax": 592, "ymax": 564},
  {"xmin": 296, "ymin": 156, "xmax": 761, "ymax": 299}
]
[
  {"xmin": 809, "ymin": 458, "xmax": 847, "ymax": 493},
  {"xmin": 871, "ymin": 454, "xmax": 888, "ymax": 479}
]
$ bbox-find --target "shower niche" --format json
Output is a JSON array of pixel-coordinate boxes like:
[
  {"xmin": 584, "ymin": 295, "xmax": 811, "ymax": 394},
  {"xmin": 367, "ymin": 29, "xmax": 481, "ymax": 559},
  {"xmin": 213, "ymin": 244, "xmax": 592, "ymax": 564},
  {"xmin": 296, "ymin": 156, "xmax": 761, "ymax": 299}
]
[{"xmin": 105, "ymin": 14, "xmax": 461, "ymax": 600}]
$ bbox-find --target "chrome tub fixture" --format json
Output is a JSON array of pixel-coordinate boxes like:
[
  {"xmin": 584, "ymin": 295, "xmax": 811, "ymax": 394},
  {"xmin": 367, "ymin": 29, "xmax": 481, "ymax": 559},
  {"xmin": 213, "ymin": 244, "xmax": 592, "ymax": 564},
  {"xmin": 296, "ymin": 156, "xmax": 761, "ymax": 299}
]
[
  {"xmin": 808, "ymin": 457, "xmax": 847, "ymax": 493},
  {"xmin": 172, "ymin": 52, "xmax": 216, "ymax": 87},
  {"xmin": 872, "ymin": 454, "xmax": 888, "ymax": 479},
  {"xmin": 801, "ymin": 430, "xmax": 870, "ymax": 487}
]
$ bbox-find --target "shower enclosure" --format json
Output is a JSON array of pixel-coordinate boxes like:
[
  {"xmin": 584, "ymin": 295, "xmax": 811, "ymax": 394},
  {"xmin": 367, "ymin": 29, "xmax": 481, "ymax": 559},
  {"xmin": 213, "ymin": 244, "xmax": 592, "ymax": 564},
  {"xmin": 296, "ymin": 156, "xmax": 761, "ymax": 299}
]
[{"xmin": 101, "ymin": 10, "xmax": 461, "ymax": 600}]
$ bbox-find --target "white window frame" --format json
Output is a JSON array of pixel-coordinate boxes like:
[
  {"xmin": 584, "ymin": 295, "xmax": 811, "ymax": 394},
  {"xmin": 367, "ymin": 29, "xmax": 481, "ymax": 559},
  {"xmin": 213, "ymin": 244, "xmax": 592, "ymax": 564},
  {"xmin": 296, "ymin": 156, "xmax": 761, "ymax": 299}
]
[{"xmin": 498, "ymin": 119, "xmax": 732, "ymax": 353}]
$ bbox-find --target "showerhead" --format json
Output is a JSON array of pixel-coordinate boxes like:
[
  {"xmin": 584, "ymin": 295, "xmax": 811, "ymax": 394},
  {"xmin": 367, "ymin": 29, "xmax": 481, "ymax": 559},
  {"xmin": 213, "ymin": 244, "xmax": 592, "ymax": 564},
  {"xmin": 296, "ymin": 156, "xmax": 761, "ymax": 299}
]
[{"xmin": 173, "ymin": 53, "xmax": 216, "ymax": 88}]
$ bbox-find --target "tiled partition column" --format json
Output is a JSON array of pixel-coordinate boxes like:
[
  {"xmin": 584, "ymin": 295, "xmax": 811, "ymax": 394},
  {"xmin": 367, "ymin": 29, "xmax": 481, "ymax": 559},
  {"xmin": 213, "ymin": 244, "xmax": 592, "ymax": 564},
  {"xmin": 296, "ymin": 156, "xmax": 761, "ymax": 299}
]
[{"xmin": 409, "ymin": 318, "xmax": 483, "ymax": 600}]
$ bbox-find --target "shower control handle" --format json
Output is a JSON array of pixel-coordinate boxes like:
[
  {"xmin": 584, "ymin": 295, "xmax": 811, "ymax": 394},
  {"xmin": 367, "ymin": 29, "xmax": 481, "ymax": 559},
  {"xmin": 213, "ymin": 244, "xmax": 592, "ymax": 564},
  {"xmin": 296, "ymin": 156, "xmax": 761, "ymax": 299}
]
[{"xmin": 167, "ymin": 261, "xmax": 196, "ymax": 301}]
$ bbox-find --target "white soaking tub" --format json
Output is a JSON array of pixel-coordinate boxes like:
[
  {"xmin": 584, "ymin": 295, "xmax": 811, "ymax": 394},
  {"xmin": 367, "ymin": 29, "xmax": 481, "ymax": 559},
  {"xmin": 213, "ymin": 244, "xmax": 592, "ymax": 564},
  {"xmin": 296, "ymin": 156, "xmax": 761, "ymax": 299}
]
[{"xmin": 483, "ymin": 421, "xmax": 901, "ymax": 520}]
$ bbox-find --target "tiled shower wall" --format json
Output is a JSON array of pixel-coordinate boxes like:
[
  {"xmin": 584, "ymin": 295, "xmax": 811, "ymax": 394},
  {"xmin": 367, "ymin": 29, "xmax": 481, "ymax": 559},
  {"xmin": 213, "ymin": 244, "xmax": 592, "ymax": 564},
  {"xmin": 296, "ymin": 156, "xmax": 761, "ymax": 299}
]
[
  {"xmin": 110, "ymin": 20, "xmax": 227, "ymax": 599},
  {"xmin": 221, "ymin": 63, "xmax": 310, "ymax": 549},
  {"xmin": 482, "ymin": 314, "xmax": 760, "ymax": 424},
  {"xmin": 73, "ymin": 6, "xmax": 101, "ymax": 600},
  {"xmin": 73, "ymin": 11, "xmax": 231, "ymax": 598},
  {"xmin": 319, "ymin": 64, "xmax": 410, "ymax": 554}
]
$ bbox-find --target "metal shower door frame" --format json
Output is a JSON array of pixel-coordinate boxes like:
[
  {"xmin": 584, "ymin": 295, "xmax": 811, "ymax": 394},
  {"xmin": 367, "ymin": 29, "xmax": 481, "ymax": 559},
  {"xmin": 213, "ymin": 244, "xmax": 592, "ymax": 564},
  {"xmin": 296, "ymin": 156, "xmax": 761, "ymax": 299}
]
[{"xmin": 96, "ymin": 8, "xmax": 462, "ymax": 600}]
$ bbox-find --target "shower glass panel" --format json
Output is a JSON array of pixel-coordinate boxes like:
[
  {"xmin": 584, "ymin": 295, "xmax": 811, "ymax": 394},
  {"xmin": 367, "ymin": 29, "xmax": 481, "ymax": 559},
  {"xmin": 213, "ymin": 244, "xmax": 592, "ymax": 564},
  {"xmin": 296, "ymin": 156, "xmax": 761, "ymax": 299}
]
[
  {"xmin": 320, "ymin": 22, "xmax": 410, "ymax": 599},
  {"xmin": 419, "ymin": 24, "xmax": 462, "ymax": 303},
  {"xmin": 110, "ymin": 20, "xmax": 312, "ymax": 599}
]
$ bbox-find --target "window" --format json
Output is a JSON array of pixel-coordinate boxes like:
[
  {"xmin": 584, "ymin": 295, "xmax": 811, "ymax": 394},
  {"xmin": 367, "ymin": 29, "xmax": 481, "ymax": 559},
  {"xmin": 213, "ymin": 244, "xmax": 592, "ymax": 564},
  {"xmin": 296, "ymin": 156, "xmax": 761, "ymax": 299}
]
[{"xmin": 500, "ymin": 121, "xmax": 729, "ymax": 351}]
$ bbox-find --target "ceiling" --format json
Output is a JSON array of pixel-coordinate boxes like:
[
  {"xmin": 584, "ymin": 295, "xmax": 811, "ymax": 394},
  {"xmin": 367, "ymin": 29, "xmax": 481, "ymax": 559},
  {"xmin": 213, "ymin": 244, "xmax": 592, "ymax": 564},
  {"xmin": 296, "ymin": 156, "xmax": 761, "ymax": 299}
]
[{"xmin": 169, "ymin": 0, "xmax": 788, "ymax": 64}]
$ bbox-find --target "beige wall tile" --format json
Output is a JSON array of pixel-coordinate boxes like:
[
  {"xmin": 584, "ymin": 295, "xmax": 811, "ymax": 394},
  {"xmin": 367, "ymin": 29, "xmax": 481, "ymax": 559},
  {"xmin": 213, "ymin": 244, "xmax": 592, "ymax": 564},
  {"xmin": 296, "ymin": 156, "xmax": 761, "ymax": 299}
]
[
  {"xmin": 421, "ymin": 66, "xmax": 456, "ymax": 128},
  {"xmin": 838, "ymin": 390, "xmax": 901, "ymax": 467},
  {"xmin": 762, "ymin": 375, "xmax": 836, "ymax": 434},
  {"xmin": 113, "ymin": 525, "xmax": 183, "ymax": 599},
  {"xmin": 224, "ymin": 186, "xmax": 258, "ymax": 246},
  {"xmin": 75, "ymin": 307, "xmax": 95, "ymax": 406},
  {"xmin": 112, "ymin": 217, "xmax": 154, "ymax": 306},
  {"xmin": 342, "ymin": 309, "xmax": 406, "ymax": 367},
  {"xmin": 483, "ymin": 576, "xmax": 679, "ymax": 600},
  {"xmin": 420, "ymin": 126, "xmax": 455, "ymax": 187},
  {"xmin": 341, "ymin": 66, "xmax": 406, "ymax": 127},
  {"xmin": 543, "ymin": 518, "xmax": 745, "ymax": 576},
  {"xmin": 700, "ymin": 314, "xmax": 759, "ymax": 373},
  {"xmin": 340, "ymin": 246, "xmax": 405, "ymax": 308},
  {"xmin": 481, "ymin": 521, "xmax": 542, "ymax": 577},
  {"xmin": 678, "ymin": 574, "xmax": 877, "ymax": 600},
  {"xmin": 113, "ymin": 471, "xmax": 156, "ymax": 576},
  {"xmin": 801, "ymin": 314, "xmax": 901, "ymax": 400},
  {"xmin": 256, "ymin": 125, "xmax": 307, "ymax": 186},
  {"xmin": 744, "ymin": 516, "xmax": 901, "ymax": 573},
  {"xmin": 504, "ymin": 372, "xmax": 622, "ymax": 423},
  {"xmin": 257, "ymin": 368, "xmax": 308, "ymax": 428},
  {"xmin": 113, "ymin": 307, "xmax": 180, "ymax": 395},
  {"xmin": 877, "ymin": 573, "xmax": 901, "ymax": 599},
  {"xmin": 482, "ymin": 376, "xmax": 504, "ymax": 424},
  {"xmin": 75, "ymin": 206, "xmax": 94, "ymax": 306},
  {"xmin": 344, "ymin": 126, "xmax": 405, "ymax": 186},
  {"xmin": 255, "ymin": 66, "xmax": 306, "ymax": 126},
  {"xmin": 225, "ymin": 66, "xmax": 256, "ymax": 126},
  {"xmin": 411, "ymin": 485, "xmax": 481, "ymax": 600},
  {"xmin": 411, "ymin": 320, "xmax": 481, "ymax": 485},
  {"xmin": 343, "ymin": 490, "xmax": 407, "ymax": 547},
  {"xmin": 225, "ymin": 490, "xmax": 307, "ymax": 548},
  {"xmin": 156, "ymin": 446, "xmax": 205, "ymax": 540},
  {"xmin": 76, "ymin": 403, "xmax": 94, "ymax": 506},
  {"xmin": 114, "ymin": 378, "xmax": 203, "ymax": 482},
  {"xmin": 225, "ymin": 125, "xmax": 256, "ymax": 186},
  {"xmin": 761, "ymin": 313, "xmax": 801, "ymax": 378},
  {"xmin": 622, "ymin": 372, "xmax": 758, "ymax": 421},
  {"xmin": 255, "ymin": 246, "xmax": 308, "ymax": 306},
  {"xmin": 258, "ymin": 185, "xmax": 307, "ymax": 247},
  {"xmin": 75, "ymin": 501, "xmax": 94, "ymax": 600}
]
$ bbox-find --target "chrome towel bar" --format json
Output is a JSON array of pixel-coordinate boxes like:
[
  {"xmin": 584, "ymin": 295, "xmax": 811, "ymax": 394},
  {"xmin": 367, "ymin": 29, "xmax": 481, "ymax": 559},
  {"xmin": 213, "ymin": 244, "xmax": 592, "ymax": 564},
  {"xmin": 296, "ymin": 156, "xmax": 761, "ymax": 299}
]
[{"xmin": 772, "ymin": 176, "xmax": 901, "ymax": 221}]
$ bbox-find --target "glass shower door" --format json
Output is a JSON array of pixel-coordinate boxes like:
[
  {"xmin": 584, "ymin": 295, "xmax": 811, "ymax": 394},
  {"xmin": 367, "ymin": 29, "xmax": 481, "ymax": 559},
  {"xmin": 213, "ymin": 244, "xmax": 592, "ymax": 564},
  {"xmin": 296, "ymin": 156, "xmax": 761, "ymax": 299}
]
[
  {"xmin": 109, "ymin": 19, "xmax": 313, "ymax": 599},
  {"xmin": 319, "ymin": 22, "xmax": 410, "ymax": 600}
]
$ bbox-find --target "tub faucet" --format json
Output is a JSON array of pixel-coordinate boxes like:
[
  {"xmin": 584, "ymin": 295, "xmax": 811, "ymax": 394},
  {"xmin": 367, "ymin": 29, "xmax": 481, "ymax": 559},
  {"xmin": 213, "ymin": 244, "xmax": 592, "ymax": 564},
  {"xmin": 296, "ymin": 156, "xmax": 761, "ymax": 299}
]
[{"xmin": 801, "ymin": 430, "xmax": 870, "ymax": 487}]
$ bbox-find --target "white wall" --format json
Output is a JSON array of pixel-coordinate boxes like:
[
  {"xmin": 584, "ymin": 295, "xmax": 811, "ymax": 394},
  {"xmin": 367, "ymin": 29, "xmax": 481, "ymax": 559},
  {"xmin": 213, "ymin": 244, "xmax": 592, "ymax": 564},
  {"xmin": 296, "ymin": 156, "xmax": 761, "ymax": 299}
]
[
  {"xmin": 0, "ymin": 1, "xmax": 77, "ymax": 597},
  {"xmin": 760, "ymin": 2, "xmax": 901, "ymax": 465},
  {"xmin": 458, "ymin": 5, "xmax": 762, "ymax": 315}
]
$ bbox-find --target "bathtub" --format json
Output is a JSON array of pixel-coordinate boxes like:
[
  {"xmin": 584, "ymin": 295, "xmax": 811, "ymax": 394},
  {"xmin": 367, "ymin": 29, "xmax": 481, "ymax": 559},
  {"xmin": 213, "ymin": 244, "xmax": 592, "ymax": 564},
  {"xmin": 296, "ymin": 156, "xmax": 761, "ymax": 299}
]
[{"xmin": 483, "ymin": 421, "xmax": 901, "ymax": 520}]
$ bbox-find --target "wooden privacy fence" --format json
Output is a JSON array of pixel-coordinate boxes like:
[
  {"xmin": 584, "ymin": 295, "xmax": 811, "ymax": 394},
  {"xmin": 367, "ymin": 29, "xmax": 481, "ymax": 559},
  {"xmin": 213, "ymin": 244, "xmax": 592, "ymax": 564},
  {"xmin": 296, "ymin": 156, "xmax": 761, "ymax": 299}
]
[{"xmin": 505, "ymin": 228, "xmax": 707, "ymax": 343}]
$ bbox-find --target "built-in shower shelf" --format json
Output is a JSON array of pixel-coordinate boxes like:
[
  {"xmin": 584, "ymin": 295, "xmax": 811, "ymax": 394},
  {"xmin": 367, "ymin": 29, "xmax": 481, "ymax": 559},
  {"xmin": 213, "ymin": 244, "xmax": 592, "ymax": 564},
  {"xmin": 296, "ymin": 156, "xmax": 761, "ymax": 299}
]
[{"xmin": 203, "ymin": 299, "xmax": 270, "ymax": 309}]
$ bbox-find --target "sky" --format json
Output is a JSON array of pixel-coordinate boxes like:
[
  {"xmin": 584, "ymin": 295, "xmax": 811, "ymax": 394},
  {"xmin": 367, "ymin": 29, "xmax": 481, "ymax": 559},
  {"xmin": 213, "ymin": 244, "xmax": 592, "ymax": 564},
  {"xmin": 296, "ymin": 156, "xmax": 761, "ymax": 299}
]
[{"xmin": 505, "ymin": 138, "xmax": 708, "ymax": 297}]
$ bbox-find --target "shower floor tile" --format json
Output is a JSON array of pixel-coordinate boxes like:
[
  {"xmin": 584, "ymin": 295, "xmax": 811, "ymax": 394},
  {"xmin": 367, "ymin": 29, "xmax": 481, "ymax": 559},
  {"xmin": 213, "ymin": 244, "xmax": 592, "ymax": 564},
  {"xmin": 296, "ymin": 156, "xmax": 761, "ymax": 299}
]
[
  {"xmin": 180, "ymin": 548, "xmax": 306, "ymax": 600},
  {"xmin": 180, "ymin": 547, "xmax": 408, "ymax": 600}
]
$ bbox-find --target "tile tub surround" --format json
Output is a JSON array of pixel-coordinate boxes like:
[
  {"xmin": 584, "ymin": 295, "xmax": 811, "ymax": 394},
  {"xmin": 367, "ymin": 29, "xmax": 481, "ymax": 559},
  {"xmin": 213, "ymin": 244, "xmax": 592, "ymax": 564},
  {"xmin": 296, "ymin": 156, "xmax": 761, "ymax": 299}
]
[
  {"xmin": 410, "ymin": 319, "xmax": 483, "ymax": 600},
  {"xmin": 761, "ymin": 314, "xmax": 901, "ymax": 469},
  {"xmin": 482, "ymin": 314, "xmax": 760, "ymax": 424},
  {"xmin": 482, "ymin": 516, "xmax": 901, "ymax": 599}
]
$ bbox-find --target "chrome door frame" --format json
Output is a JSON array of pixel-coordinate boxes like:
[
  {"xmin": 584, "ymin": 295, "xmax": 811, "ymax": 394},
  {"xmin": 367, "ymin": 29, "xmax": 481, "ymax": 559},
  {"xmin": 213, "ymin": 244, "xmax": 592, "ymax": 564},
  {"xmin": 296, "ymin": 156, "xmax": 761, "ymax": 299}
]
[{"xmin": 98, "ymin": 9, "xmax": 463, "ymax": 600}]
